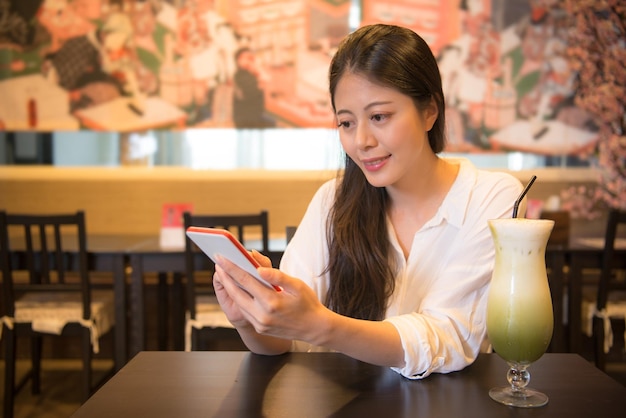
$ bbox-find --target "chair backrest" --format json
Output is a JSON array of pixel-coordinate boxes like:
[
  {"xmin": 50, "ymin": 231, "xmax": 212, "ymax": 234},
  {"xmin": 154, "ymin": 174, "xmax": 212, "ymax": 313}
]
[
  {"xmin": 596, "ymin": 209, "xmax": 626, "ymax": 310},
  {"xmin": 182, "ymin": 210, "xmax": 269, "ymax": 318},
  {"xmin": 286, "ymin": 225, "xmax": 297, "ymax": 244},
  {"xmin": 0, "ymin": 211, "xmax": 91, "ymax": 320}
]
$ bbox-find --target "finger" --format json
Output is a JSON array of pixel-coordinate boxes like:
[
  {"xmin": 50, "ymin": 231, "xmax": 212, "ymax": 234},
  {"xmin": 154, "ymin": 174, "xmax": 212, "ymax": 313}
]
[
  {"xmin": 212, "ymin": 273, "xmax": 224, "ymax": 291},
  {"xmin": 216, "ymin": 255, "xmax": 267, "ymax": 296},
  {"xmin": 257, "ymin": 267, "xmax": 294, "ymax": 293},
  {"xmin": 215, "ymin": 263, "xmax": 271, "ymax": 328},
  {"xmin": 213, "ymin": 264, "xmax": 233, "ymax": 293},
  {"xmin": 251, "ymin": 249, "xmax": 272, "ymax": 268},
  {"xmin": 215, "ymin": 263, "xmax": 255, "ymax": 299}
]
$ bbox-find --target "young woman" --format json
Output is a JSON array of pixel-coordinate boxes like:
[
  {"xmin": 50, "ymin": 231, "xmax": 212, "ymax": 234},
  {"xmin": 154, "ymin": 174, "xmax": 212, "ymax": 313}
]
[{"xmin": 213, "ymin": 24, "xmax": 523, "ymax": 379}]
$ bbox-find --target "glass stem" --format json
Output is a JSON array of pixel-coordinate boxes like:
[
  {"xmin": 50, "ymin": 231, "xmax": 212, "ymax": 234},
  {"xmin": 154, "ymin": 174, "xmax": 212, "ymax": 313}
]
[{"xmin": 507, "ymin": 363, "xmax": 530, "ymax": 395}]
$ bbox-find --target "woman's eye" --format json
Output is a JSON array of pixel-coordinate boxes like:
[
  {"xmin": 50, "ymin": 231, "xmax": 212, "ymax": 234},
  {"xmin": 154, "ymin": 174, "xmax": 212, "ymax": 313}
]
[
  {"xmin": 371, "ymin": 114, "xmax": 388, "ymax": 122},
  {"xmin": 337, "ymin": 121, "xmax": 352, "ymax": 128}
]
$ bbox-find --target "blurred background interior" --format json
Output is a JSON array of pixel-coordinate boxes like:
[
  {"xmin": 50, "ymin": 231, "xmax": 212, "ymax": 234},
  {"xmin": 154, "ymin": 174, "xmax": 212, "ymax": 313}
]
[{"xmin": 1, "ymin": 0, "xmax": 625, "ymax": 417}]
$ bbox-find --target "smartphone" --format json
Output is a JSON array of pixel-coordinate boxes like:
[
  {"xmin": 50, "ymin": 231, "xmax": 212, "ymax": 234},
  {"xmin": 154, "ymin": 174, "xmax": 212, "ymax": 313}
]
[{"xmin": 185, "ymin": 227, "xmax": 279, "ymax": 291}]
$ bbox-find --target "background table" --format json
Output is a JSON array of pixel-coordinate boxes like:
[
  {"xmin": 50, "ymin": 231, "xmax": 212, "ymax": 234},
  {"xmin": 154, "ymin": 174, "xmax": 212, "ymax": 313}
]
[
  {"xmin": 0, "ymin": 74, "xmax": 79, "ymax": 130},
  {"xmin": 72, "ymin": 352, "xmax": 626, "ymax": 418},
  {"xmin": 84, "ymin": 235, "xmax": 150, "ymax": 370},
  {"xmin": 73, "ymin": 97, "xmax": 187, "ymax": 131}
]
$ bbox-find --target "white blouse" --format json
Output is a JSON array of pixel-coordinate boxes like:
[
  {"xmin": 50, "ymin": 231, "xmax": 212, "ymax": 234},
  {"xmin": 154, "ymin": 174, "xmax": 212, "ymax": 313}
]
[{"xmin": 279, "ymin": 159, "xmax": 523, "ymax": 379}]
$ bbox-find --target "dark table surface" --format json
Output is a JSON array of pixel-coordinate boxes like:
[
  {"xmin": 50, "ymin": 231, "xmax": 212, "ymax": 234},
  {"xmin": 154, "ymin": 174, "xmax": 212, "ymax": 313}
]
[{"xmin": 72, "ymin": 351, "xmax": 626, "ymax": 418}]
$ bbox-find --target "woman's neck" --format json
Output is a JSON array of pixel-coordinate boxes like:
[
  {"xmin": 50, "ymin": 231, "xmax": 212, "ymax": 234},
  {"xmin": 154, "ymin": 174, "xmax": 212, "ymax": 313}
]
[
  {"xmin": 388, "ymin": 157, "xmax": 458, "ymax": 212},
  {"xmin": 386, "ymin": 157, "xmax": 460, "ymax": 257}
]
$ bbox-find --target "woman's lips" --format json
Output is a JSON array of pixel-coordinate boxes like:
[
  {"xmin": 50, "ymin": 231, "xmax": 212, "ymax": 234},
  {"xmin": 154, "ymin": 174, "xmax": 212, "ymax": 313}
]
[{"xmin": 361, "ymin": 155, "xmax": 391, "ymax": 172}]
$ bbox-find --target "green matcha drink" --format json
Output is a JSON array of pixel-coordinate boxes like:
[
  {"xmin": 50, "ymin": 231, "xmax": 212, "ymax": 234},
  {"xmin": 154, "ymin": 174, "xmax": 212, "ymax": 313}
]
[{"xmin": 486, "ymin": 218, "xmax": 555, "ymax": 365}]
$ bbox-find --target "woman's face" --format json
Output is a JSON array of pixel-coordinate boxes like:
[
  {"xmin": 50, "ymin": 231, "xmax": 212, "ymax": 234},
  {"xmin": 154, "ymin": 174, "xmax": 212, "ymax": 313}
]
[{"xmin": 334, "ymin": 72, "xmax": 438, "ymax": 190}]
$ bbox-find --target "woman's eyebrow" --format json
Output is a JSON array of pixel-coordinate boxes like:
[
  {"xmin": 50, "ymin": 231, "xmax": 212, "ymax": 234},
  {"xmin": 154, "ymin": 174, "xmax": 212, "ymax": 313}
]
[{"xmin": 336, "ymin": 101, "xmax": 393, "ymax": 115}]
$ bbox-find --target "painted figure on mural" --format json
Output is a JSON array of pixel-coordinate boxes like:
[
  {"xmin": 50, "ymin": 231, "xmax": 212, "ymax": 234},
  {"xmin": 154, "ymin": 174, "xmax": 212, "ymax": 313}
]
[
  {"xmin": 39, "ymin": 0, "xmax": 145, "ymax": 113},
  {"xmin": 175, "ymin": 0, "xmax": 215, "ymax": 123},
  {"xmin": 516, "ymin": 1, "xmax": 593, "ymax": 136},
  {"xmin": 173, "ymin": 0, "xmax": 237, "ymax": 126},
  {"xmin": 437, "ymin": 0, "xmax": 501, "ymax": 151},
  {"xmin": 42, "ymin": 27, "xmax": 122, "ymax": 112},
  {"xmin": 232, "ymin": 46, "xmax": 274, "ymax": 129},
  {"xmin": 37, "ymin": 0, "xmax": 97, "ymax": 55},
  {"xmin": 0, "ymin": 0, "xmax": 49, "ymax": 49}
]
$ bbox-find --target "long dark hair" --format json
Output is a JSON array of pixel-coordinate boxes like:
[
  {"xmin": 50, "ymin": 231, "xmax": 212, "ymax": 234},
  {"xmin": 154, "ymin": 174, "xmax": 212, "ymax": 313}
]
[{"xmin": 325, "ymin": 24, "xmax": 446, "ymax": 320}]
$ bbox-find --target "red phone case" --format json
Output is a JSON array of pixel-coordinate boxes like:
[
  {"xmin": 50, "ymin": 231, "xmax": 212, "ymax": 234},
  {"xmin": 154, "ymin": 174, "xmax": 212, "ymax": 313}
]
[{"xmin": 185, "ymin": 227, "xmax": 279, "ymax": 291}]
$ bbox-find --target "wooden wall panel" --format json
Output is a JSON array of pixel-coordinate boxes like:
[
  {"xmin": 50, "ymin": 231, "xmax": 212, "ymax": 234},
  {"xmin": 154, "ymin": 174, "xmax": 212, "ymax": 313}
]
[
  {"xmin": 0, "ymin": 167, "xmax": 336, "ymax": 237},
  {"xmin": 0, "ymin": 166, "xmax": 607, "ymax": 241}
]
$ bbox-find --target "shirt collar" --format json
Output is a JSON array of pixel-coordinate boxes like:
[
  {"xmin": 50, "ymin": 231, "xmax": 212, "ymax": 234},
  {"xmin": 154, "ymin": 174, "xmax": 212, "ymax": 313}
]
[{"xmin": 426, "ymin": 158, "xmax": 476, "ymax": 230}]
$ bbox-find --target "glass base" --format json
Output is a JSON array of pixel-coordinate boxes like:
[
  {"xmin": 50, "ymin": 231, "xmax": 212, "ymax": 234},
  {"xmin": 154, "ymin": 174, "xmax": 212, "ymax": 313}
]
[{"xmin": 489, "ymin": 386, "xmax": 549, "ymax": 408}]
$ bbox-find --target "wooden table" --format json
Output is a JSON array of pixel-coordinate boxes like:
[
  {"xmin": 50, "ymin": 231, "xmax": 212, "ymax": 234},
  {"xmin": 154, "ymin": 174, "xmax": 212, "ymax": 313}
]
[
  {"xmin": 72, "ymin": 351, "xmax": 626, "ymax": 417},
  {"xmin": 0, "ymin": 74, "xmax": 79, "ymax": 130},
  {"xmin": 73, "ymin": 97, "xmax": 187, "ymax": 131},
  {"xmin": 128, "ymin": 241, "xmax": 190, "ymax": 355},
  {"xmin": 488, "ymin": 120, "xmax": 598, "ymax": 155},
  {"xmin": 84, "ymin": 235, "xmax": 145, "ymax": 370}
]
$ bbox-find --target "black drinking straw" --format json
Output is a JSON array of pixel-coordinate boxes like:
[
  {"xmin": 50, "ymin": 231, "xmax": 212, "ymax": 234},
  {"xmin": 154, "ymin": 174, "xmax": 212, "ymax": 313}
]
[{"xmin": 512, "ymin": 175, "xmax": 537, "ymax": 218}]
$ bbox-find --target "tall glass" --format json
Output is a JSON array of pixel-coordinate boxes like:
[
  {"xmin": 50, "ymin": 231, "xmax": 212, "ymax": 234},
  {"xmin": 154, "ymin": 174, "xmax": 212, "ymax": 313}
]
[{"xmin": 486, "ymin": 218, "xmax": 554, "ymax": 408}]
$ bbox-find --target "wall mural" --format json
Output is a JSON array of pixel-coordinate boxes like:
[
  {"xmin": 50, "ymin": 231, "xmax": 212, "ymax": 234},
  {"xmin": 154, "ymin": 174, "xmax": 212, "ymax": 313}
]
[{"xmin": 0, "ymin": 0, "xmax": 600, "ymax": 156}]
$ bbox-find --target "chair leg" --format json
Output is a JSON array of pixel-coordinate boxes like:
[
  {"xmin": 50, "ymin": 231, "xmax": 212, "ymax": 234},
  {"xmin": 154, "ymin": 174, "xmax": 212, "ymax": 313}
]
[
  {"xmin": 191, "ymin": 327, "xmax": 198, "ymax": 351},
  {"xmin": 3, "ymin": 328, "xmax": 16, "ymax": 418},
  {"xmin": 172, "ymin": 273, "xmax": 184, "ymax": 351},
  {"xmin": 81, "ymin": 328, "xmax": 93, "ymax": 403},
  {"xmin": 157, "ymin": 272, "xmax": 169, "ymax": 350},
  {"xmin": 593, "ymin": 316, "xmax": 606, "ymax": 371},
  {"xmin": 30, "ymin": 335, "xmax": 43, "ymax": 395}
]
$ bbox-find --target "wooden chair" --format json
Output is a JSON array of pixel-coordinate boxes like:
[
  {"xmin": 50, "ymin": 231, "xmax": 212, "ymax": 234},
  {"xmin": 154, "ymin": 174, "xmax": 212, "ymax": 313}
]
[
  {"xmin": 0, "ymin": 211, "xmax": 115, "ymax": 418},
  {"xmin": 286, "ymin": 225, "xmax": 297, "ymax": 244},
  {"xmin": 182, "ymin": 210, "xmax": 269, "ymax": 351},
  {"xmin": 584, "ymin": 209, "xmax": 626, "ymax": 371}
]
